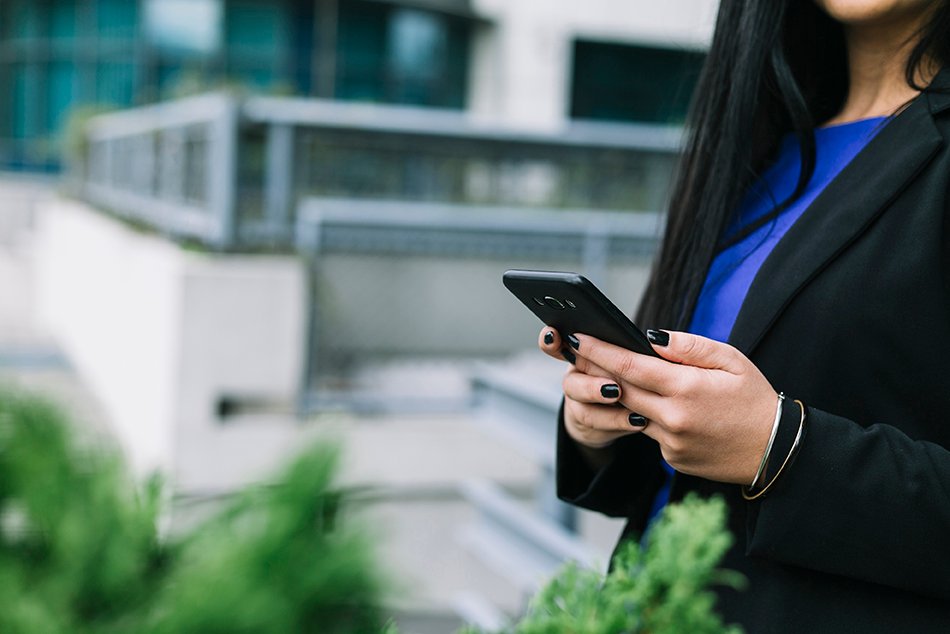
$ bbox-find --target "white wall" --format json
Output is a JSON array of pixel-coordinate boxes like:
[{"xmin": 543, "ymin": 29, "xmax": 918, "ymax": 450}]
[
  {"xmin": 35, "ymin": 199, "xmax": 307, "ymax": 488},
  {"xmin": 468, "ymin": 0, "xmax": 719, "ymax": 129},
  {"xmin": 0, "ymin": 173, "xmax": 54, "ymax": 247}
]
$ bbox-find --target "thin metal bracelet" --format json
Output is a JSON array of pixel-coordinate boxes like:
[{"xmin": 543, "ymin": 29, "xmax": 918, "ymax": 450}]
[
  {"xmin": 742, "ymin": 399, "xmax": 806, "ymax": 501},
  {"xmin": 750, "ymin": 392, "xmax": 785, "ymax": 488}
]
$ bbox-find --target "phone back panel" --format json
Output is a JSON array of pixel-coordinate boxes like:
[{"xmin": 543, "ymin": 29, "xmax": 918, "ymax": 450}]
[{"xmin": 503, "ymin": 269, "xmax": 657, "ymax": 357}]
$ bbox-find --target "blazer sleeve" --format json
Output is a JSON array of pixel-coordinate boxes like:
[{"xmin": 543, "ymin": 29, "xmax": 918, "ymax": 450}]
[
  {"xmin": 745, "ymin": 403, "xmax": 950, "ymax": 601},
  {"xmin": 555, "ymin": 401, "xmax": 668, "ymax": 534}
]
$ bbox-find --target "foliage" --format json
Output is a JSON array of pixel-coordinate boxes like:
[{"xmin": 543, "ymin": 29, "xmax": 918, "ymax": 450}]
[
  {"xmin": 0, "ymin": 390, "xmax": 741, "ymax": 634},
  {"xmin": 474, "ymin": 494, "xmax": 745, "ymax": 634},
  {"xmin": 0, "ymin": 391, "xmax": 387, "ymax": 633}
]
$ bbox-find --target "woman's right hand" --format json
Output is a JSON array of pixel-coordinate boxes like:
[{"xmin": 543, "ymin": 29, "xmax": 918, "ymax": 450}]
[{"xmin": 538, "ymin": 328, "xmax": 647, "ymax": 449}]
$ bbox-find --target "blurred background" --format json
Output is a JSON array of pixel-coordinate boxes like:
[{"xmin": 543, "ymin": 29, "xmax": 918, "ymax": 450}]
[{"xmin": 0, "ymin": 0, "xmax": 716, "ymax": 631}]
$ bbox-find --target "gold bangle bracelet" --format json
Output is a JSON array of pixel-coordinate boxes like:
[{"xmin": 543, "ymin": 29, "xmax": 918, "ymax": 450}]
[{"xmin": 741, "ymin": 399, "xmax": 806, "ymax": 501}]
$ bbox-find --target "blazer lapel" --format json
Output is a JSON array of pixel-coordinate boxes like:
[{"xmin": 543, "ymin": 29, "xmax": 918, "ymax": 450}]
[{"xmin": 728, "ymin": 80, "xmax": 947, "ymax": 355}]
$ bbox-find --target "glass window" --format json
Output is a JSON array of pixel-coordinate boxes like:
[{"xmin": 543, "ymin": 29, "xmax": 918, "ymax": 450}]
[
  {"xmin": 12, "ymin": 63, "xmax": 41, "ymax": 139},
  {"xmin": 98, "ymin": 0, "xmax": 139, "ymax": 39},
  {"xmin": 48, "ymin": 61, "xmax": 76, "ymax": 132},
  {"xmin": 387, "ymin": 9, "xmax": 446, "ymax": 104},
  {"xmin": 336, "ymin": 1, "xmax": 387, "ymax": 101},
  {"xmin": 3, "ymin": 0, "xmax": 42, "ymax": 40},
  {"xmin": 570, "ymin": 40, "xmax": 705, "ymax": 124},
  {"xmin": 50, "ymin": 0, "xmax": 77, "ymax": 40},
  {"xmin": 145, "ymin": 0, "xmax": 222, "ymax": 54},
  {"xmin": 388, "ymin": 9, "xmax": 445, "ymax": 78},
  {"xmin": 336, "ymin": 1, "xmax": 469, "ymax": 108},
  {"xmin": 226, "ymin": 1, "xmax": 286, "ymax": 51},
  {"xmin": 224, "ymin": 0, "xmax": 290, "ymax": 91},
  {"xmin": 97, "ymin": 62, "xmax": 136, "ymax": 106}
]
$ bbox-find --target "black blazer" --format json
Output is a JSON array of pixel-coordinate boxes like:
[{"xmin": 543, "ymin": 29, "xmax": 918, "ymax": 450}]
[{"xmin": 557, "ymin": 70, "xmax": 950, "ymax": 632}]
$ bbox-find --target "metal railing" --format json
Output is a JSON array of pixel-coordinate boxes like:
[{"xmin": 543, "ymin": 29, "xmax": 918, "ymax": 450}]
[
  {"xmin": 80, "ymin": 93, "xmax": 239, "ymax": 248},
  {"xmin": 73, "ymin": 91, "xmax": 671, "ymax": 406},
  {"xmin": 75, "ymin": 92, "xmax": 682, "ymax": 251},
  {"xmin": 293, "ymin": 199, "xmax": 661, "ymax": 408}
]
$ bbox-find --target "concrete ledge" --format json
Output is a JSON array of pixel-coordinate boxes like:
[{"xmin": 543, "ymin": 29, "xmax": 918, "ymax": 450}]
[{"xmin": 35, "ymin": 198, "xmax": 306, "ymax": 486}]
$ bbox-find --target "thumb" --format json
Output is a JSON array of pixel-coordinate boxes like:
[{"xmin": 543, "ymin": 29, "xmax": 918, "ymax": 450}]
[{"xmin": 647, "ymin": 329, "xmax": 740, "ymax": 371}]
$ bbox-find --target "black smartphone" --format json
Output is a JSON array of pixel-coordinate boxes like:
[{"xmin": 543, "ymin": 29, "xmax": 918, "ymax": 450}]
[{"xmin": 502, "ymin": 269, "xmax": 658, "ymax": 357}]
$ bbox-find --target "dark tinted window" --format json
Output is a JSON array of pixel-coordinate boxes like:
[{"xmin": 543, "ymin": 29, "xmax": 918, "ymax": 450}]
[
  {"xmin": 571, "ymin": 40, "xmax": 704, "ymax": 124},
  {"xmin": 336, "ymin": 1, "xmax": 470, "ymax": 109}
]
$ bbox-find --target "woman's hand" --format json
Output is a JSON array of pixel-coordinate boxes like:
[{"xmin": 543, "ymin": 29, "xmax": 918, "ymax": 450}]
[
  {"xmin": 538, "ymin": 328, "xmax": 648, "ymax": 450},
  {"xmin": 539, "ymin": 327, "xmax": 778, "ymax": 485}
]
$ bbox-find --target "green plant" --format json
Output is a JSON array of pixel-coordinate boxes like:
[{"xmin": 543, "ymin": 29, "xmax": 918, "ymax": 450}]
[
  {"xmin": 0, "ymin": 390, "xmax": 741, "ymax": 634},
  {"xmin": 61, "ymin": 104, "xmax": 115, "ymax": 174},
  {"xmin": 472, "ymin": 494, "xmax": 745, "ymax": 634},
  {"xmin": 0, "ymin": 391, "xmax": 388, "ymax": 633}
]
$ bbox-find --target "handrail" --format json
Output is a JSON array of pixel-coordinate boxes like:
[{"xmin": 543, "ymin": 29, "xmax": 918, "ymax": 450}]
[{"xmin": 75, "ymin": 92, "xmax": 680, "ymax": 252}]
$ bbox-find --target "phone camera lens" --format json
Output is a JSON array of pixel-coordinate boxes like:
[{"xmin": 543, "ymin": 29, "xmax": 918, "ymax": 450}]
[
  {"xmin": 544, "ymin": 296, "xmax": 565, "ymax": 310},
  {"xmin": 532, "ymin": 297, "xmax": 546, "ymax": 307}
]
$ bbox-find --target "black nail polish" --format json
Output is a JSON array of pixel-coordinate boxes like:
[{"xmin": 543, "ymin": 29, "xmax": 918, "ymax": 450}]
[
  {"xmin": 600, "ymin": 384, "xmax": 620, "ymax": 399},
  {"xmin": 562, "ymin": 349, "xmax": 576, "ymax": 365},
  {"xmin": 544, "ymin": 331, "xmax": 555, "ymax": 345},
  {"xmin": 647, "ymin": 329, "xmax": 670, "ymax": 346},
  {"xmin": 628, "ymin": 413, "xmax": 647, "ymax": 427},
  {"xmin": 567, "ymin": 334, "xmax": 580, "ymax": 350}
]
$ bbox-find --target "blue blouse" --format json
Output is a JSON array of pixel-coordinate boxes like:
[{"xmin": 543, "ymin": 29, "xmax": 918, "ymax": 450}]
[
  {"xmin": 647, "ymin": 117, "xmax": 888, "ymax": 525},
  {"xmin": 688, "ymin": 117, "xmax": 888, "ymax": 341}
]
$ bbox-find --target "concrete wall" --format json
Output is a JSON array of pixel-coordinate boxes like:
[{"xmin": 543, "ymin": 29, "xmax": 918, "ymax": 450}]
[
  {"xmin": 468, "ymin": 0, "xmax": 719, "ymax": 129},
  {"xmin": 35, "ymin": 199, "xmax": 307, "ymax": 487},
  {"xmin": 33, "ymin": 199, "xmax": 655, "ymax": 485},
  {"xmin": 0, "ymin": 173, "xmax": 54, "ymax": 246},
  {"xmin": 312, "ymin": 253, "xmax": 652, "ymax": 364}
]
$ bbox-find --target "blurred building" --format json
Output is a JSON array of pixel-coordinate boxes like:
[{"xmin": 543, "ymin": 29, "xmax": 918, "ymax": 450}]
[
  {"xmin": 4, "ymin": 3, "xmax": 717, "ymax": 630},
  {"xmin": 0, "ymin": 0, "xmax": 712, "ymax": 172}
]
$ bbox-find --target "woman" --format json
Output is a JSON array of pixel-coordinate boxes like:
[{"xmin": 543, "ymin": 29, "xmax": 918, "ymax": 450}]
[{"xmin": 539, "ymin": 1, "xmax": 950, "ymax": 631}]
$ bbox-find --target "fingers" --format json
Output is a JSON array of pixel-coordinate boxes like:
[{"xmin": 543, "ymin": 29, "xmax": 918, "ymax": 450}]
[
  {"xmin": 646, "ymin": 329, "xmax": 743, "ymax": 372},
  {"xmin": 567, "ymin": 333, "xmax": 681, "ymax": 395},
  {"xmin": 538, "ymin": 328, "xmax": 611, "ymax": 377},
  {"xmin": 563, "ymin": 398, "xmax": 648, "ymax": 444},
  {"xmin": 562, "ymin": 368, "xmax": 663, "ymax": 434},
  {"xmin": 562, "ymin": 366, "xmax": 661, "ymax": 410},
  {"xmin": 538, "ymin": 328, "xmax": 576, "ymax": 364},
  {"xmin": 562, "ymin": 368, "xmax": 623, "ymax": 405},
  {"xmin": 567, "ymin": 330, "xmax": 747, "ymax": 396}
]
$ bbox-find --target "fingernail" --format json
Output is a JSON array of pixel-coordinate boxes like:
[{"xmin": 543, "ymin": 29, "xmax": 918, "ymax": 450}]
[
  {"xmin": 600, "ymin": 384, "xmax": 620, "ymax": 399},
  {"xmin": 647, "ymin": 329, "xmax": 670, "ymax": 346},
  {"xmin": 567, "ymin": 334, "xmax": 580, "ymax": 350},
  {"xmin": 562, "ymin": 349, "xmax": 576, "ymax": 365},
  {"xmin": 543, "ymin": 331, "xmax": 555, "ymax": 345},
  {"xmin": 628, "ymin": 413, "xmax": 647, "ymax": 427}
]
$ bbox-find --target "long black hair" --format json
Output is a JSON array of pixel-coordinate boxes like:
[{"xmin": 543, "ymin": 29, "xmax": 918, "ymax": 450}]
[{"xmin": 636, "ymin": 0, "xmax": 950, "ymax": 331}]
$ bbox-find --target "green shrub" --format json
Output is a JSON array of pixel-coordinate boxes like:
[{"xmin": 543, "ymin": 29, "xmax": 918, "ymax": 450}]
[
  {"xmin": 0, "ymin": 390, "xmax": 741, "ymax": 633},
  {"xmin": 468, "ymin": 495, "xmax": 745, "ymax": 634},
  {"xmin": 0, "ymin": 392, "xmax": 387, "ymax": 633}
]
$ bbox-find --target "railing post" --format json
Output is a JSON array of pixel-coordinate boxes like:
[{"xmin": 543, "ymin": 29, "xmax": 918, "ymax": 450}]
[
  {"xmin": 160, "ymin": 127, "xmax": 185, "ymax": 203},
  {"xmin": 135, "ymin": 132, "xmax": 156, "ymax": 196},
  {"xmin": 207, "ymin": 95, "xmax": 240, "ymax": 250},
  {"xmin": 103, "ymin": 138, "xmax": 116, "ymax": 191},
  {"xmin": 264, "ymin": 122, "xmax": 295, "ymax": 243},
  {"xmin": 294, "ymin": 212, "xmax": 323, "ymax": 417}
]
